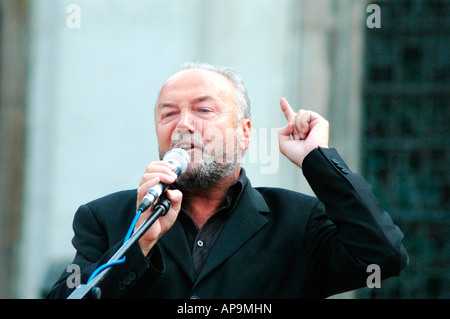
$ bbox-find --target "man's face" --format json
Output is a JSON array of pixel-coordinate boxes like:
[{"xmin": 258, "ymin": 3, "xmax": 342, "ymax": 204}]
[{"xmin": 155, "ymin": 69, "xmax": 250, "ymax": 189}]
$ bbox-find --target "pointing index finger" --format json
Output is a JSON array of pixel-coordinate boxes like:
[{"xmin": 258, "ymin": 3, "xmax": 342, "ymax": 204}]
[{"xmin": 280, "ymin": 97, "xmax": 296, "ymax": 122}]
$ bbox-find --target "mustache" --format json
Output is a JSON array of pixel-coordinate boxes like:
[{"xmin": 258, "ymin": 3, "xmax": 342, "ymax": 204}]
[{"xmin": 170, "ymin": 132, "xmax": 205, "ymax": 151}]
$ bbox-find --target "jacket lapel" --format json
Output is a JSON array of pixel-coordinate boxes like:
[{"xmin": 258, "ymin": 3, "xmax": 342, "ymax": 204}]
[
  {"xmin": 158, "ymin": 220, "xmax": 196, "ymax": 282},
  {"xmin": 158, "ymin": 183, "xmax": 270, "ymax": 284},
  {"xmin": 195, "ymin": 185, "xmax": 269, "ymax": 283}
]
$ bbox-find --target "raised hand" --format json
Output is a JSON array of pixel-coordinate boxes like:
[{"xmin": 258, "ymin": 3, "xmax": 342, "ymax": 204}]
[{"xmin": 278, "ymin": 97, "xmax": 329, "ymax": 168}]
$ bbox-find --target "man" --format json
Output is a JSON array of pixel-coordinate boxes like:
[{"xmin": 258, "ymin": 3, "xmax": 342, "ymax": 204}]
[{"xmin": 48, "ymin": 62, "xmax": 408, "ymax": 299}]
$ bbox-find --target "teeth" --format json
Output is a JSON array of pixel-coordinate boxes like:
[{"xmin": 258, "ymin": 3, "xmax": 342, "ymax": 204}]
[{"xmin": 173, "ymin": 142, "xmax": 201, "ymax": 151}]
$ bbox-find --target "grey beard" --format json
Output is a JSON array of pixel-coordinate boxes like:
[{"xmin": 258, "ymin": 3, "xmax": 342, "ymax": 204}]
[
  {"xmin": 174, "ymin": 155, "xmax": 238, "ymax": 192},
  {"xmin": 162, "ymin": 129, "xmax": 242, "ymax": 192}
]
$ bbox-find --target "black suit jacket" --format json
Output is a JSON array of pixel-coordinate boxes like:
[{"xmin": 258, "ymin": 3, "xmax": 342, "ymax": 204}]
[{"xmin": 48, "ymin": 148, "xmax": 408, "ymax": 299}]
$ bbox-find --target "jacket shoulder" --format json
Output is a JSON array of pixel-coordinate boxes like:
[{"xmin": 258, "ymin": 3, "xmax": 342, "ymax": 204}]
[
  {"xmin": 84, "ymin": 189, "xmax": 137, "ymax": 209},
  {"xmin": 76, "ymin": 189, "xmax": 137, "ymax": 233},
  {"xmin": 253, "ymin": 187, "xmax": 322, "ymax": 228}
]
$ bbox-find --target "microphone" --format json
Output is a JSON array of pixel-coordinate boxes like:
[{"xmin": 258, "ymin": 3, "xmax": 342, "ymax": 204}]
[{"xmin": 137, "ymin": 148, "xmax": 190, "ymax": 212}]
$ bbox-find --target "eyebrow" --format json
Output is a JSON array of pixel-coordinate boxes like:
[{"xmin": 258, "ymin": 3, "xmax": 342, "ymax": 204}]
[
  {"xmin": 191, "ymin": 95, "xmax": 217, "ymax": 104},
  {"xmin": 158, "ymin": 95, "xmax": 218, "ymax": 109},
  {"xmin": 158, "ymin": 102, "xmax": 176, "ymax": 109}
]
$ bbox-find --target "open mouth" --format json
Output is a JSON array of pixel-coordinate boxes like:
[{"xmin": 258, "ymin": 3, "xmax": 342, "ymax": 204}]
[{"xmin": 174, "ymin": 143, "xmax": 202, "ymax": 152}]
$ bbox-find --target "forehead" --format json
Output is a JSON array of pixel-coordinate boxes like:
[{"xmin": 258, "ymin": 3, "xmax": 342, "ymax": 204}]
[{"xmin": 158, "ymin": 69, "xmax": 235, "ymax": 104}]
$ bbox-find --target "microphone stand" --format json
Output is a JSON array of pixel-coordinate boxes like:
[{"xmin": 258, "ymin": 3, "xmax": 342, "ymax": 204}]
[{"xmin": 67, "ymin": 197, "xmax": 172, "ymax": 299}]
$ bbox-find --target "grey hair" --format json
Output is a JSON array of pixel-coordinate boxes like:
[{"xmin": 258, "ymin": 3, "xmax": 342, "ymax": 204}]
[{"xmin": 178, "ymin": 62, "xmax": 251, "ymax": 121}]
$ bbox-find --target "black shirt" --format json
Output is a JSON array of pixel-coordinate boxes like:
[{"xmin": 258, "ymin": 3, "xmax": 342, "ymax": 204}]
[{"xmin": 178, "ymin": 169, "xmax": 248, "ymax": 277}]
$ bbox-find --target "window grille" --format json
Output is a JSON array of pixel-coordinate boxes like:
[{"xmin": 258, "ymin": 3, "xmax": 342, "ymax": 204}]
[{"xmin": 358, "ymin": 0, "xmax": 450, "ymax": 298}]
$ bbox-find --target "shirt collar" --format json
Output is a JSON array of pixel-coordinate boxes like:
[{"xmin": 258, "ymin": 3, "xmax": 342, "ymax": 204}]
[{"xmin": 224, "ymin": 168, "xmax": 248, "ymax": 212}]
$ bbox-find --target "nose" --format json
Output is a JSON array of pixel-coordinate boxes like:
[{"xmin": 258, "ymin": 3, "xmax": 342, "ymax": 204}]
[{"xmin": 176, "ymin": 109, "xmax": 195, "ymax": 133}]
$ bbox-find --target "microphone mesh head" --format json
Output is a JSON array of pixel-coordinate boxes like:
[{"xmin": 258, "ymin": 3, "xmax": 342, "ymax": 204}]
[{"xmin": 163, "ymin": 148, "xmax": 190, "ymax": 174}]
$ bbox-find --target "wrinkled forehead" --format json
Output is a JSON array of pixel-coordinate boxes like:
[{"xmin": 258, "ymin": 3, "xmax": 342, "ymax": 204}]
[
  {"xmin": 163, "ymin": 68, "xmax": 234, "ymax": 90},
  {"xmin": 156, "ymin": 69, "xmax": 236, "ymax": 109}
]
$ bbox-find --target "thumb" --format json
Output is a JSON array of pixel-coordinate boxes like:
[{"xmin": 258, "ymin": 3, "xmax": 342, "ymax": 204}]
[{"xmin": 165, "ymin": 189, "xmax": 183, "ymax": 212}]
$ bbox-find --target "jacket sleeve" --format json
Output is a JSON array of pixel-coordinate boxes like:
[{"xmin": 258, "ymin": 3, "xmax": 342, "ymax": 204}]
[
  {"xmin": 46, "ymin": 203, "xmax": 164, "ymax": 299},
  {"xmin": 301, "ymin": 147, "xmax": 408, "ymax": 297}
]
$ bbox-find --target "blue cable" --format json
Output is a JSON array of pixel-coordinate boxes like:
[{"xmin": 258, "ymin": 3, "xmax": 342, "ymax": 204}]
[{"xmin": 87, "ymin": 208, "xmax": 143, "ymax": 284}]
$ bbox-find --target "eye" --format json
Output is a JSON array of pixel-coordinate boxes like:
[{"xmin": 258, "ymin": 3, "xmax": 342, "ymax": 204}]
[
  {"xmin": 160, "ymin": 109, "xmax": 178, "ymax": 120},
  {"xmin": 195, "ymin": 106, "xmax": 214, "ymax": 115}
]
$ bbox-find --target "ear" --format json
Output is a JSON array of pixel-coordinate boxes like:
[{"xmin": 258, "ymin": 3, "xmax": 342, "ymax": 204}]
[{"xmin": 239, "ymin": 118, "xmax": 252, "ymax": 151}]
